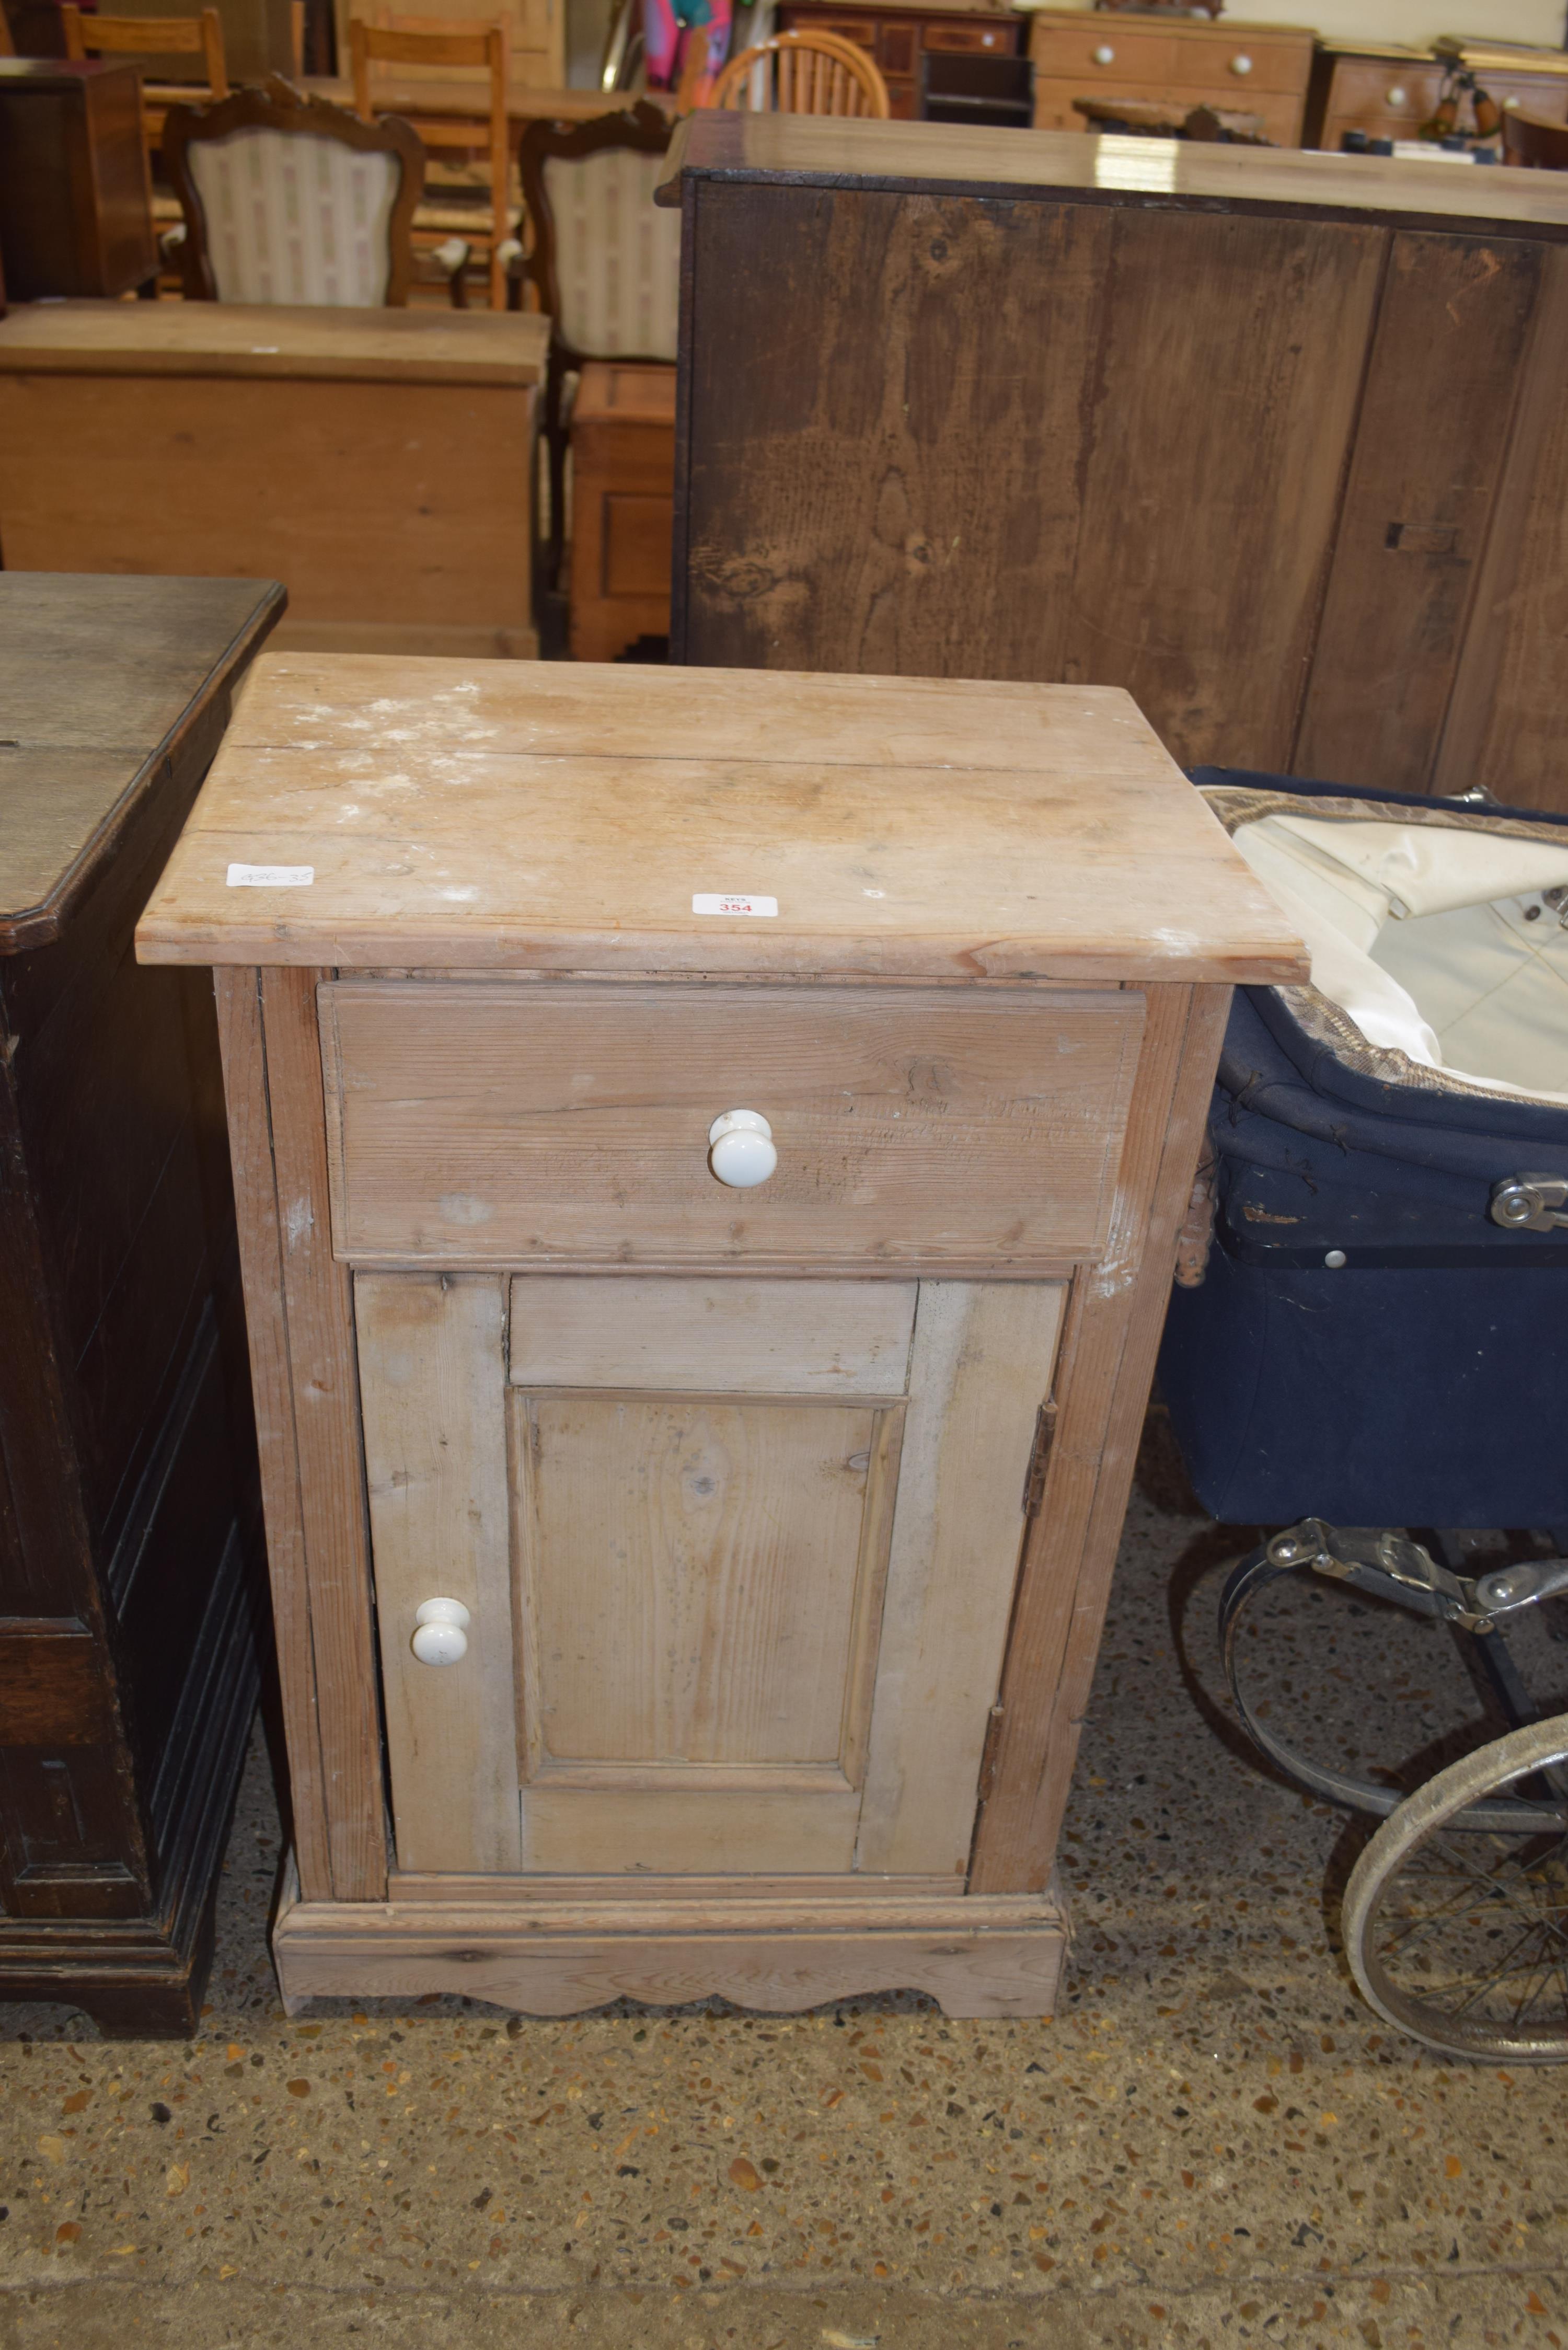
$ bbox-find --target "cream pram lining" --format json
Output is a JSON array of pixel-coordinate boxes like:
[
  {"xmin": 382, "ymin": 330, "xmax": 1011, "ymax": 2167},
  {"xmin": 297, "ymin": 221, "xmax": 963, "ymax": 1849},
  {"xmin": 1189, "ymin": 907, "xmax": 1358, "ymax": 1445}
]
[{"xmin": 1230, "ymin": 815, "xmax": 1568, "ymax": 1107}]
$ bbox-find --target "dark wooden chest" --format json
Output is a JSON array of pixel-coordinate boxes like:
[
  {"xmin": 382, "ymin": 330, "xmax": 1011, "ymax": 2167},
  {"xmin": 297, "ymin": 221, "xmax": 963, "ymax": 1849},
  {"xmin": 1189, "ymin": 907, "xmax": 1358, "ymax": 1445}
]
[
  {"xmin": 0, "ymin": 573, "xmax": 281, "ymax": 2034},
  {"xmin": 0, "ymin": 59, "xmax": 156, "ymax": 301}
]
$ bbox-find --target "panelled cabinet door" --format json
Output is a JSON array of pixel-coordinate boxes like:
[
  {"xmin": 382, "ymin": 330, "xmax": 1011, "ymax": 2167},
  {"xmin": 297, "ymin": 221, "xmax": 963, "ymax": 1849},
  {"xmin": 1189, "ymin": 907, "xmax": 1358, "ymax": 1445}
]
[{"xmin": 357, "ymin": 1273, "xmax": 1064, "ymax": 1880}]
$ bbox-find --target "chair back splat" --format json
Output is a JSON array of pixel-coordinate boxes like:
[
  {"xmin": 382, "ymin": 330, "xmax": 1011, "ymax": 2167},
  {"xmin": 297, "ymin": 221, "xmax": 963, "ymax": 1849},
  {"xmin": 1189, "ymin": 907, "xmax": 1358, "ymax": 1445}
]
[
  {"xmin": 517, "ymin": 98, "xmax": 678, "ymax": 593},
  {"xmin": 706, "ymin": 28, "xmax": 891, "ymax": 118},
  {"xmin": 351, "ymin": 14, "xmax": 514, "ymax": 307},
  {"xmin": 163, "ymin": 76, "xmax": 424, "ymax": 304}
]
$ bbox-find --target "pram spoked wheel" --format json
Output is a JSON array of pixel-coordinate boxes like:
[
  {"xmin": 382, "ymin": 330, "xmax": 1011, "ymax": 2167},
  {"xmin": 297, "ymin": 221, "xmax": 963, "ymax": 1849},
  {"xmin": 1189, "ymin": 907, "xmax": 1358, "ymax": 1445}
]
[
  {"xmin": 1345, "ymin": 1715, "xmax": 1568, "ymax": 2064},
  {"xmin": 1222, "ymin": 1522, "xmax": 1568, "ymax": 2060}
]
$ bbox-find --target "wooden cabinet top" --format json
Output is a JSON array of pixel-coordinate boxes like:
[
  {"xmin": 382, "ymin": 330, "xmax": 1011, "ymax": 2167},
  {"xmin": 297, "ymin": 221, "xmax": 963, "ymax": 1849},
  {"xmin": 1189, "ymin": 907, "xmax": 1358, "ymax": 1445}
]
[
  {"xmin": 2, "ymin": 575, "xmax": 283, "ymax": 954},
  {"xmin": 0, "ymin": 299, "xmax": 551, "ymax": 385},
  {"xmin": 658, "ymin": 110, "xmax": 1568, "ymax": 235},
  {"xmin": 135, "ymin": 654, "xmax": 1303, "ymax": 985}
]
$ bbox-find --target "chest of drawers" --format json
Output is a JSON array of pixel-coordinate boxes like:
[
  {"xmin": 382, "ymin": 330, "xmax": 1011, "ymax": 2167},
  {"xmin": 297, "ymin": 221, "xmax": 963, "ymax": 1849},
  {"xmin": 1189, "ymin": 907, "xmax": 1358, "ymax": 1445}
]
[
  {"xmin": 1027, "ymin": 8, "xmax": 1313, "ymax": 144},
  {"xmin": 136, "ymin": 656, "xmax": 1301, "ymax": 2017}
]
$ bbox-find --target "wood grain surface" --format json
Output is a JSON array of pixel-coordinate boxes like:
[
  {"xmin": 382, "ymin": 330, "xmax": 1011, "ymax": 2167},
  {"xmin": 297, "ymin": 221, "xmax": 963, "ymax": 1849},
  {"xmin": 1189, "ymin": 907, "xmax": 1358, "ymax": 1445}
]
[
  {"xmin": 0, "ymin": 299, "xmax": 549, "ymax": 383},
  {"xmin": 507, "ymin": 1274, "xmax": 917, "ymax": 1394},
  {"xmin": 0, "ymin": 574, "xmax": 282, "ymax": 948},
  {"xmin": 273, "ymin": 1871, "xmax": 1069, "ymax": 2018},
  {"xmin": 136, "ymin": 657, "xmax": 1304, "ymax": 982}
]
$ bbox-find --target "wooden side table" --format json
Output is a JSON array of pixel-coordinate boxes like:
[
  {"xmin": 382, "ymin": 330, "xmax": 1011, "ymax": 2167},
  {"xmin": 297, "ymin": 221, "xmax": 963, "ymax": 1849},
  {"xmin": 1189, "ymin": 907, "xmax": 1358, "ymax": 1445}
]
[
  {"xmin": 0, "ymin": 573, "xmax": 280, "ymax": 2035},
  {"xmin": 137, "ymin": 656, "xmax": 1302, "ymax": 2019},
  {"xmin": 570, "ymin": 361, "xmax": 676, "ymax": 662}
]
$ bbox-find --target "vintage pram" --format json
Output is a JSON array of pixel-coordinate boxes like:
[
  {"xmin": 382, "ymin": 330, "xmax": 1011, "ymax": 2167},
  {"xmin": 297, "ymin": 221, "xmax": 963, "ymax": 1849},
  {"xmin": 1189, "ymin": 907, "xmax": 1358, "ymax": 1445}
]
[{"xmin": 1158, "ymin": 769, "xmax": 1568, "ymax": 2061}]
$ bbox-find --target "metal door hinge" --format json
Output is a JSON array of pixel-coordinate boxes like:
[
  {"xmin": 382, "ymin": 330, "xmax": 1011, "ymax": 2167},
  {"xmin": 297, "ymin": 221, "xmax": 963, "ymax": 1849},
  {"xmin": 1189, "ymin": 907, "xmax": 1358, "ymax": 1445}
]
[{"xmin": 1021, "ymin": 1400, "xmax": 1058, "ymax": 1519}]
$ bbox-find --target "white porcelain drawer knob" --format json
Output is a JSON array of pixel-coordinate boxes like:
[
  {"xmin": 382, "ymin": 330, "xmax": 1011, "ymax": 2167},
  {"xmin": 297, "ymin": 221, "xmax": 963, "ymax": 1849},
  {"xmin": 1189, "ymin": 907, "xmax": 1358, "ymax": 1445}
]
[
  {"xmin": 1092, "ymin": 42, "xmax": 1114, "ymax": 64},
  {"xmin": 708, "ymin": 1109, "xmax": 777, "ymax": 1189},
  {"xmin": 1230, "ymin": 52, "xmax": 1252, "ymax": 74},
  {"xmin": 1387, "ymin": 84, "xmax": 1408, "ymax": 105},
  {"xmin": 411, "ymin": 1596, "xmax": 470, "ymax": 1666}
]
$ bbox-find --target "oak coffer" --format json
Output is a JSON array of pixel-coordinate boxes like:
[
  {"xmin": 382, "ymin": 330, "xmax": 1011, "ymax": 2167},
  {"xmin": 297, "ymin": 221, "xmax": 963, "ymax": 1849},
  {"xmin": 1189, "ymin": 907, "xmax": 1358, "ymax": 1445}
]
[{"xmin": 136, "ymin": 656, "xmax": 1302, "ymax": 2018}]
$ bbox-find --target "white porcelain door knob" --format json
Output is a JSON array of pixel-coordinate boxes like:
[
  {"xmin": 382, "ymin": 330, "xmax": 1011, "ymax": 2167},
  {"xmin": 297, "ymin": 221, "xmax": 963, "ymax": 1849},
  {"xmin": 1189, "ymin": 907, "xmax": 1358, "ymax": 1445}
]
[
  {"xmin": 411, "ymin": 1596, "xmax": 470, "ymax": 1666},
  {"xmin": 708, "ymin": 1109, "xmax": 777, "ymax": 1189},
  {"xmin": 1092, "ymin": 42, "xmax": 1114, "ymax": 64},
  {"xmin": 1230, "ymin": 51, "xmax": 1253, "ymax": 74}
]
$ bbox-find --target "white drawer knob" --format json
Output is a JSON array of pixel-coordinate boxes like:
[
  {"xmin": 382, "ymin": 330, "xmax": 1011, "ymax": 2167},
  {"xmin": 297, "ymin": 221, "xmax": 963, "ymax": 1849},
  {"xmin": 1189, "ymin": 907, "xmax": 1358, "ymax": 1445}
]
[
  {"xmin": 1387, "ymin": 84, "xmax": 1408, "ymax": 105},
  {"xmin": 1230, "ymin": 52, "xmax": 1252, "ymax": 74},
  {"xmin": 411, "ymin": 1596, "xmax": 470, "ymax": 1666},
  {"xmin": 1092, "ymin": 42, "xmax": 1114, "ymax": 64},
  {"xmin": 708, "ymin": 1109, "xmax": 777, "ymax": 1189}
]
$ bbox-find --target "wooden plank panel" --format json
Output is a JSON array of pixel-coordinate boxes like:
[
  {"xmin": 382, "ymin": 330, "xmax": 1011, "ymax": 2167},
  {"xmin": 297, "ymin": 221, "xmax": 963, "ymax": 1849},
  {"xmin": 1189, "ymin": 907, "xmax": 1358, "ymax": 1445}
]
[
  {"xmin": 276, "ymin": 1882, "xmax": 1068, "ymax": 2017},
  {"xmin": 512, "ymin": 1392, "xmax": 892, "ymax": 1772},
  {"xmin": 0, "ymin": 377, "xmax": 535, "ymax": 632},
  {"xmin": 1294, "ymin": 231, "xmax": 1541, "ymax": 793},
  {"xmin": 386, "ymin": 1869, "xmax": 954, "ymax": 1902},
  {"xmin": 257, "ymin": 966, "xmax": 386, "ymax": 1903},
  {"xmin": 1434, "ymin": 244, "xmax": 1568, "ymax": 816},
  {"xmin": 213, "ymin": 965, "xmax": 334, "ymax": 1905},
  {"xmin": 855, "ymin": 1279, "xmax": 1066, "ymax": 1878},
  {"xmin": 681, "ymin": 182, "xmax": 1113, "ymax": 679},
  {"xmin": 971, "ymin": 983, "xmax": 1231, "ymax": 1892},
  {"xmin": 507, "ymin": 1274, "xmax": 916, "ymax": 1395},
  {"xmin": 356, "ymin": 1274, "xmax": 521, "ymax": 1876},
  {"xmin": 1063, "ymin": 208, "xmax": 1386, "ymax": 770},
  {"xmin": 517, "ymin": 1783, "xmax": 863, "ymax": 1874},
  {"xmin": 320, "ymin": 983, "xmax": 1145, "ymax": 1272}
]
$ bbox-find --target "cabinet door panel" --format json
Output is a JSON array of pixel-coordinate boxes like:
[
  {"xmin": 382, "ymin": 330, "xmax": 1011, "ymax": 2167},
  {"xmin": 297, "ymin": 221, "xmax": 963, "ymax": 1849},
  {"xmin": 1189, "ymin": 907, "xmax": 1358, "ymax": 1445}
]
[
  {"xmin": 360, "ymin": 1272, "xmax": 1064, "ymax": 1879},
  {"xmin": 513, "ymin": 1392, "xmax": 902, "ymax": 1777}
]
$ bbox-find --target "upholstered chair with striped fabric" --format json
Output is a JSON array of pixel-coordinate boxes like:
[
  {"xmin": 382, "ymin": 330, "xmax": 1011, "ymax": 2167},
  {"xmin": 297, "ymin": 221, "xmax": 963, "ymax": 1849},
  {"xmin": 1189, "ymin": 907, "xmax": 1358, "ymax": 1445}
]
[
  {"xmin": 163, "ymin": 79, "xmax": 425, "ymax": 306},
  {"xmin": 518, "ymin": 99, "xmax": 680, "ymax": 592}
]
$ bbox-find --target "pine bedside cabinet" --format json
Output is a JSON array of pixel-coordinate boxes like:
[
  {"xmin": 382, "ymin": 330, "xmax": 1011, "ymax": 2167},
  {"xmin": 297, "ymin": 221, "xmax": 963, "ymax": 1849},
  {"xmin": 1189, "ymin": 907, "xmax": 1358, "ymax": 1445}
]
[{"xmin": 135, "ymin": 656, "xmax": 1302, "ymax": 2018}]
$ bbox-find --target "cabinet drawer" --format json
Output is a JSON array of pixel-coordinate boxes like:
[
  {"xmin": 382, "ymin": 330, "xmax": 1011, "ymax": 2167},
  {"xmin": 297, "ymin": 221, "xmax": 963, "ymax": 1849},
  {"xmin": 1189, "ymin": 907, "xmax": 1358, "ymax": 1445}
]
[
  {"xmin": 320, "ymin": 981, "xmax": 1145, "ymax": 1272},
  {"xmin": 808, "ymin": 13, "xmax": 875, "ymax": 44},
  {"xmin": 1322, "ymin": 59, "xmax": 1442, "ymax": 129},
  {"xmin": 925, "ymin": 21, "xmax": 1019, "ymax": 54},
  {"xmin": 1030, "ymin": 23, "xmax": 1178, "ymax": 83}
]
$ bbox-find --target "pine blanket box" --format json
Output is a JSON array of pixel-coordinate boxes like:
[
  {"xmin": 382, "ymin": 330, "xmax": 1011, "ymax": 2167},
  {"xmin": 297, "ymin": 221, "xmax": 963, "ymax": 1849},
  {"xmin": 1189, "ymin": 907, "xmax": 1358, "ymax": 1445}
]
[{"xmin": 135, "ymin": 655, "xmax": 1302, "ymax": 2017}]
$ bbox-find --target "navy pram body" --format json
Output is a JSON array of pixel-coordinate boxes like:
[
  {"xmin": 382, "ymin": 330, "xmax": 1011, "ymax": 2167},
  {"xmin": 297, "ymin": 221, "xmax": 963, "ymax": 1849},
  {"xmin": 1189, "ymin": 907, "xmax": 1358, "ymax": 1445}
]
[{"xmin": 1158, "ymin": 771, "xmax": 1568, "ymax": 1529}]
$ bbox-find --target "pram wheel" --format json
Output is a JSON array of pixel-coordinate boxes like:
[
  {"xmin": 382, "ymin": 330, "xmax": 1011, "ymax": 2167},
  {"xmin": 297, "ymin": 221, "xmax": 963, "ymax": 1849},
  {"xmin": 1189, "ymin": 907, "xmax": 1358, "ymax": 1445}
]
[{"xmin": 1344, "ymin": 1714, "xmax": 1568, "ymax": 2063}]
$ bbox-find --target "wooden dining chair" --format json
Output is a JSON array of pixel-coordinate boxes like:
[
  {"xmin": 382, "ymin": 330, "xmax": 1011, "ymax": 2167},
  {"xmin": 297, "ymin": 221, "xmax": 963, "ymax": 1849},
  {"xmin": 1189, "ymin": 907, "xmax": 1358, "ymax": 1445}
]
[
  {"xmin": 1502, "ymin": 105, "xmax": 1568, "ymax": 169},
  {"xmin": 707, "ymin": 29, "xmax": 891, "ymax": 119},
  {"xmin": 163, "ymin": 76, "xmax": 425, "ymax": 303},
  {"xmin": 61, "ymin": 4, "xmax": 229, "ymax": 160},
  {"xmin": 351, "ymin": 14, "xmax": 515, "ymax": 307},
  {"xmin": 518, "ymin": 99, "xmax": 679, "ymax": 592}
]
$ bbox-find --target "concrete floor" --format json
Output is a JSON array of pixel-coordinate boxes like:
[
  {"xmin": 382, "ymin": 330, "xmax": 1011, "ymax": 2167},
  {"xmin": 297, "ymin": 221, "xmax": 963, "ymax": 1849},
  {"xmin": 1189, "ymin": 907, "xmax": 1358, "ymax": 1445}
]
[{"xmin": 4, "ymin": 1420, "xmax": 1567, "ymax": 2349}]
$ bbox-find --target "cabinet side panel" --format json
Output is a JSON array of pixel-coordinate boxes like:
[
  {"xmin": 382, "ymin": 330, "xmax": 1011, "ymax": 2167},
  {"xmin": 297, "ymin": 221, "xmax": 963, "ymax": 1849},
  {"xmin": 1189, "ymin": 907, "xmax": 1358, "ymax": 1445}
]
[
  {"xmin": 214, "ymin": 966, "xmax": 335, "ymax": 1903},
  {"xmin": 245, "ymin": 969, "xmax": 386, "ymax": 1900},
  {"xmin": 356, "ymin": 1274, "xmax": 521, "ymax": 1876},
  {"xmin": 855, "ymin": 1280, "xmax": 1065, "ymax": 1879},
  {"xmin": 971, "ymin": 983, "xmax": 1230, "ymax": 1892}
]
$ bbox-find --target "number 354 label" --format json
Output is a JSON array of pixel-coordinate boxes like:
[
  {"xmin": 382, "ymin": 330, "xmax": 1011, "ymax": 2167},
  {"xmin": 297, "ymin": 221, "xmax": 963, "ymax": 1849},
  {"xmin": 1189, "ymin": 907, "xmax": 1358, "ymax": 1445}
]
[
  {"xmin": 692, "ymin": 892, "xmax": 778, "ymax": 918},
  {"xmin": 227, "ymin": 862, "xmax": 315, "ymax": 889}
]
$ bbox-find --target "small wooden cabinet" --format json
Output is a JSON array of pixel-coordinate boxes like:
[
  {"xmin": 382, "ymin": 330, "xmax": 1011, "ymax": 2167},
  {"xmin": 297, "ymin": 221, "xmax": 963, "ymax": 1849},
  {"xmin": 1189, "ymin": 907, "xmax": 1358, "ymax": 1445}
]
[
  {"xmin": 1028, "ymin": 9, "xmax": 1312, "ymax": 146},
  {"xmin": 136, "ymin": 658, "xmax": 1301, "ymax": 2018},
  {"xmin": 776, "ymin": 0, "xmax": 1022, "ymax": 120}
]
